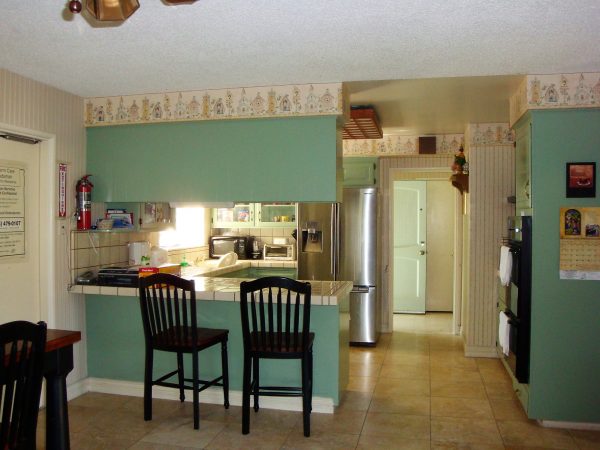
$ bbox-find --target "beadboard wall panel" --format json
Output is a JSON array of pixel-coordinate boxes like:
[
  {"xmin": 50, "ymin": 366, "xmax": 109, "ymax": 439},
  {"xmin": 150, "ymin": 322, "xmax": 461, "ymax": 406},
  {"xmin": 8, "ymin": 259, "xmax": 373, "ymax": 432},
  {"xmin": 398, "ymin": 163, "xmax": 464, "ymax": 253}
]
[
  {"xmin": 464, "ymin": 143, "xmax": 514, "ymax": 356},
  {"xmin": 0, "ymin": 69, "xmax": 87, "ymax": 383},
  {"xmin": 379, "ymin": 155, "xmax": 453, "ymax": 332}
]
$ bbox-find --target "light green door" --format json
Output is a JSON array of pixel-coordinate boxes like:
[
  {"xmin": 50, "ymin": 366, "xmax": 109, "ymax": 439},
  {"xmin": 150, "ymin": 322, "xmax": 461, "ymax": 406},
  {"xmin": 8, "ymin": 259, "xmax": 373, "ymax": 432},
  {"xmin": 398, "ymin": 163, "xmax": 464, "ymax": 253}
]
[{"xmin": 393, "ymin": 180, "xmax": 426, "ymax": 313}]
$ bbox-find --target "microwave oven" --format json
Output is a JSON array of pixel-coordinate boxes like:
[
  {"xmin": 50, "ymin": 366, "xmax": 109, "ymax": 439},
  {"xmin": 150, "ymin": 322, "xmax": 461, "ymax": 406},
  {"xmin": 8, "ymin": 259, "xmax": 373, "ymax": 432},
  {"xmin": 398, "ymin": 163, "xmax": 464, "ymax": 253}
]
[
  {"xmin": 263, "ymin": 243, "xmax": 296, "ymax": 261},
  {"xmin": 209, "ymin": 236, "xmax": 253, "ymax": 260}
]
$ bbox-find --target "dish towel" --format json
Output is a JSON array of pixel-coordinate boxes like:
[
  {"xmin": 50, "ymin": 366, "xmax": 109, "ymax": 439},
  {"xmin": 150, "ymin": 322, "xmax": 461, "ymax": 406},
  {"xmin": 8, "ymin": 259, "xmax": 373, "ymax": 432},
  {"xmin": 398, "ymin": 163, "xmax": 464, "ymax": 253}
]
[
  {"xmin": 498, "ymin": 311, "xmax": 511, "ymax": 356},
  {"xmin": 499, "ymin": 245, "xmax": 512, "ymax": 286},
  {"xmin": 217, "ymin": 252, "xmax": 238, "ymax": 268}
]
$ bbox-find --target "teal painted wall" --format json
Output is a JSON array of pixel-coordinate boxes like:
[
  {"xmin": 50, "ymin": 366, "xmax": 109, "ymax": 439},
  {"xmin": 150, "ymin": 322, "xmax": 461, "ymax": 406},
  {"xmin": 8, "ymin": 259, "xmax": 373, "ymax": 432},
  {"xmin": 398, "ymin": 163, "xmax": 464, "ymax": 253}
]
[
  {"xmin": 85, "ymin": 295, "xmax": 342, "ymax": 404},
  {"xmin": 525, "ymin": 109, "xmax": 600, "ymax": 421},
  {"xmin": 87, "ymin": 116, "xmax": 339, "ymax": 203}
]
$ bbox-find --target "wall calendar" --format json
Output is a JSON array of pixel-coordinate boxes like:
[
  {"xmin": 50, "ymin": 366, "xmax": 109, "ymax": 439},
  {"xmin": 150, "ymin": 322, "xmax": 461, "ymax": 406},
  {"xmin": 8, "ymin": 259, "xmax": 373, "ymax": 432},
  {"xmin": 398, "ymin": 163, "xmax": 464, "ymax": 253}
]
[{"xmin": 560, "ymin": 207, "xmax": 600, "ymax": 280}]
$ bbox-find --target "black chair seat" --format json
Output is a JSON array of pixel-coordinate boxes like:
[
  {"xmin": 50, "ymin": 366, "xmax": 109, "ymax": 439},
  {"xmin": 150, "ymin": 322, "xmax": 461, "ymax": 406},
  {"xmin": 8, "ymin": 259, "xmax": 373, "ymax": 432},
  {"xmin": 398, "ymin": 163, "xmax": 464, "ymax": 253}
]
[
  {"xmin": 249, "ymin": 331, "xmax": 314, "ymax": 356},
  {"xmin": 139, "ymin": 273, "xmax": 229, "ymax": 430},
  {"xmin": 153, "ymin": 327, "xmax": 229, "ymax": 352}
]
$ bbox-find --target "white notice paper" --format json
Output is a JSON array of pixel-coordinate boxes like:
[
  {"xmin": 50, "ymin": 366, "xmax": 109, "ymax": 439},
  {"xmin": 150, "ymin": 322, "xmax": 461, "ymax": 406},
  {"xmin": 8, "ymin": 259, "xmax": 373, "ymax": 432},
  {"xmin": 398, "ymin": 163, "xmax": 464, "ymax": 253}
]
[{"xmin": 0, "ymin": 165, "xmax": 25, "ymax": 257}]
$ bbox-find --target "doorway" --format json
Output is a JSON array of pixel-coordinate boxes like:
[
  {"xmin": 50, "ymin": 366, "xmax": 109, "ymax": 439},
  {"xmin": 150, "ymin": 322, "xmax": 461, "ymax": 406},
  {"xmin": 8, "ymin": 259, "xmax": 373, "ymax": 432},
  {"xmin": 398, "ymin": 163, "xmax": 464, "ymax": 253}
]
[
  {"xmin": 0, "ymin": 126, "xmax": 56, "ymax": 325},
  {"xmin": 390, "ymin": 170, "xmax": 460, "ymax": 330},
  {"xmin": 0, "ymin": 138, "xmax": 41, "ymax": 321}
]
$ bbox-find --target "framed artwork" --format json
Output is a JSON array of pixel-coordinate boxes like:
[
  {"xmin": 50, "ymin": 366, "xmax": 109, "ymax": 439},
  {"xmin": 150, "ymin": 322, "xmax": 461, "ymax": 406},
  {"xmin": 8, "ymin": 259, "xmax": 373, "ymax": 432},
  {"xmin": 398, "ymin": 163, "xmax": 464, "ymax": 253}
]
[{"xmin": 566, "ymin": 162, "xmax": 596, "ymax": 198}]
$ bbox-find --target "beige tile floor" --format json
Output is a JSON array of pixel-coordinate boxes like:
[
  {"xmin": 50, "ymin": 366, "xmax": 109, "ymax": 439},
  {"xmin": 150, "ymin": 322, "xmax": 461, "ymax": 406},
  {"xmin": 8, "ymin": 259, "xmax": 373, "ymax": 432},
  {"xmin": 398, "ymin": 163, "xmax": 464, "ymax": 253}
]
[{"xmin": 37, "ymin": 313, "xmax": 600, "ymax": 449}]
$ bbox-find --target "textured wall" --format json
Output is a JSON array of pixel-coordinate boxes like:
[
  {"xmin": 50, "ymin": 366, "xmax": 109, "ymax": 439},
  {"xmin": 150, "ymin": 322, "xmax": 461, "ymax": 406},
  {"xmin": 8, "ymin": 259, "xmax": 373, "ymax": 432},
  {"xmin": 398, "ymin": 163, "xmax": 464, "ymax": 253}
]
[
  {"xmin": 463, "ymin": 128, "xmax": 515, "ymax": 356},
  {"xmin": 0, "ymin": 69, "xmax": 87, "ymax": 384}
]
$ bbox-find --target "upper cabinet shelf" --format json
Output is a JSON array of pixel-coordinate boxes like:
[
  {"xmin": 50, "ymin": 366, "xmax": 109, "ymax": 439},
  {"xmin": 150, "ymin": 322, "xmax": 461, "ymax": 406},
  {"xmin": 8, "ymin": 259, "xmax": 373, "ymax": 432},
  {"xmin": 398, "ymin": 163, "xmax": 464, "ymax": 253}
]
[
  {"xmin": 450, "ymin": 173, "xmax": 469, "ymax": 193},
  {"xmin": 212, "ymin": 203, "xmax": 297, "ymax": 229}
]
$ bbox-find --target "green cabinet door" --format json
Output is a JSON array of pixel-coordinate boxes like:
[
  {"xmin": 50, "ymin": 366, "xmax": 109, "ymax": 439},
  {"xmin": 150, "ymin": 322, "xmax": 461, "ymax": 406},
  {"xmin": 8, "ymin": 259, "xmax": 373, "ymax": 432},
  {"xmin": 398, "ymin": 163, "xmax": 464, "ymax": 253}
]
[
  {"xmin": 343, "ymin": 157, "xmax": 378, "ymax": 186},
  {"xmin": 255, "ymin": 203, "xmax": 297, "ymax": 228},
  {"xmin": 212, "ymin": 203, "xmax": 254, "ymax": 228},
  {"xmin": 514, "ymin": 118, "xmax": 532, "ymax": 213},
  {"xmin": 212, "ymin": 202, "xmax": 297, "ymax": 229}
]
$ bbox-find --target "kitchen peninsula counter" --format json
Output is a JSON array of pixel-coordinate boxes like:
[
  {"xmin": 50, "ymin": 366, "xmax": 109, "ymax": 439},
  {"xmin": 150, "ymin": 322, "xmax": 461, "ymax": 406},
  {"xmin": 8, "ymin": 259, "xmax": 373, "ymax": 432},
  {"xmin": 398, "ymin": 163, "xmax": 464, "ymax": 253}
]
[{"xmin": 79, "ymin": 272, "xmax": 351, "ymax": 412}]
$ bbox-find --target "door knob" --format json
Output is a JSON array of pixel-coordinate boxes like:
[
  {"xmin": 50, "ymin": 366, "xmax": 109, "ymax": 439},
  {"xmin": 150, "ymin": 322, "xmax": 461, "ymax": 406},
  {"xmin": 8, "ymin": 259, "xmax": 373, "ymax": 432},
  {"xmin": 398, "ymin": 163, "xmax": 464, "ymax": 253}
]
[{"xmin": 419, "ymin": 250, "xmax": 426, "ymax": 255}]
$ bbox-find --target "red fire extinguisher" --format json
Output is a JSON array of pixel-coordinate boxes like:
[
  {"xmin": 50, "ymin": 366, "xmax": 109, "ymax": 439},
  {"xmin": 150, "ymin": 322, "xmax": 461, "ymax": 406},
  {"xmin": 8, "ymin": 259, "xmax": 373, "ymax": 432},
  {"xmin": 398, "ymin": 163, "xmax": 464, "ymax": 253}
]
[{"xmin": 76, "ymin": 175, "xmax": 93, "ymax": 230}]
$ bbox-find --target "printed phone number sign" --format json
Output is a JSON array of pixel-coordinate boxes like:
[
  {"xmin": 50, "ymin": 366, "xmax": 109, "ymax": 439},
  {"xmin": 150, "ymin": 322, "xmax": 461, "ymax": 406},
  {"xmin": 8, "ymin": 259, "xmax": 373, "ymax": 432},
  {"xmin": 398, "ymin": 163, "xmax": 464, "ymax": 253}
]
[{"xmin": 0, "ymin": 165, "xmax": 25, "ymax": 257}]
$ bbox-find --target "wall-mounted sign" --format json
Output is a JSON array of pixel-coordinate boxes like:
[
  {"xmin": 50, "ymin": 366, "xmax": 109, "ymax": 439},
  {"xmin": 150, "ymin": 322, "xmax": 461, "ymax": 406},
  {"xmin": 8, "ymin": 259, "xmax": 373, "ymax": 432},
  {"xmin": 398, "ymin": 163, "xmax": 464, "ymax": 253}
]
[
  {"xmin": 0, "ymin": 164, "xmax": 25, "ymax": 257},
  {"xmin": 58, "ymin": 162, "xmax": 67, "ymax": 218}
]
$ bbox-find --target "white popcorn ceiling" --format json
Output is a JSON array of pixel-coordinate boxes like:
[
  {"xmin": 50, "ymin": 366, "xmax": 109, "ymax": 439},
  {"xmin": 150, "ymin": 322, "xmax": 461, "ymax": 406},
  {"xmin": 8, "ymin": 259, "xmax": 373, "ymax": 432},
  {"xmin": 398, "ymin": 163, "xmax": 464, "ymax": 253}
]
[{"xmin": 1, "ymin": 1, "xmax": 599, "ymax": 133}]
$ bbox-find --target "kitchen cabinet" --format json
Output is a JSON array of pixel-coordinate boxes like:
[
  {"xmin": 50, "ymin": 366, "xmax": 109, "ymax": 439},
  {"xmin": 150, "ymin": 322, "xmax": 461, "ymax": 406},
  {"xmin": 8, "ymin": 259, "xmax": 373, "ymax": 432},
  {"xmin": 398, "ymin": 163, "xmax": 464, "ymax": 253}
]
[
  {"xmin": 99, "ymin": 202, "xmax": 172, "ymax": 231},
  {"xmin": 343, "ymin": 157, "xmax": 378, "ymax": 186},
  {"xmin": 212, "ymin": 203, "xmax": 296, "ymax": 229},
  {"xmin": 514, "ymin": 119, "xmax": 532, "ymax": 213},
  {"xmin": 212, "ymin": 203, "xmax": 254, "ymax": 228}
]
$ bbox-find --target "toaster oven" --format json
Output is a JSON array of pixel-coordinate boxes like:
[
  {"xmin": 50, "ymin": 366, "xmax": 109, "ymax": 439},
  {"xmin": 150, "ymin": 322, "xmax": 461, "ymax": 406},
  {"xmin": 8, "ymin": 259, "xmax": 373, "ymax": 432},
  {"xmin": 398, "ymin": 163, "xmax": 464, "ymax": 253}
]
[{"xmin": 263, "ymin": 243, "xmax": 296, "ymax": 261}]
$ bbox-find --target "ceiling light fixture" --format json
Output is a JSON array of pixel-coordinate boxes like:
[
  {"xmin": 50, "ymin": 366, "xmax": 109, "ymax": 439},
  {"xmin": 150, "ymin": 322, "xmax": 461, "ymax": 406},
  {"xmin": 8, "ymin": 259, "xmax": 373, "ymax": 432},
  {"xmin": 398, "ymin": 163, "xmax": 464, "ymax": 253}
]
[{"xmin": 68, "ymin": 0, "xmax": 196, "ymax": 22}]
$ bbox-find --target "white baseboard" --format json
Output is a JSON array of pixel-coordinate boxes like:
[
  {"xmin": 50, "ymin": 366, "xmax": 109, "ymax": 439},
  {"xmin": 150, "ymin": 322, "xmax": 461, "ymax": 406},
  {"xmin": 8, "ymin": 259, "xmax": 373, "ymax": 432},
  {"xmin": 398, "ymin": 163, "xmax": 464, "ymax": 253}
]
[
  {"xmin": 539, "ymin": 420, "xmax": 600, "ymax": 430},
  {"xmin": 67, "ymin": 378, "xmax": 89, "ymax": 402},
  {"xmin": 74, "ymin": 377, "xmax": 334, "ymax": 414},
  {"xmin": 464, "ymin": 345, "xmax": 499, "ymax": 358}
]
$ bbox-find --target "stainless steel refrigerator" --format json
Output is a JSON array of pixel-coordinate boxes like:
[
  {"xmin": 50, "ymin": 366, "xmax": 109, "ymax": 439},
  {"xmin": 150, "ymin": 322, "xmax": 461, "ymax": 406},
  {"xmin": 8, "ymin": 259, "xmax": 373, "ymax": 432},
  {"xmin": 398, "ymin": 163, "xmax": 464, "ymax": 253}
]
[
  {"xmin": 297, "ymin": 203, "xmax": 340, "ymax": 281},
  {"xmin": 341, "ymin": 187, "xmax": 379, "ymax": 345}
]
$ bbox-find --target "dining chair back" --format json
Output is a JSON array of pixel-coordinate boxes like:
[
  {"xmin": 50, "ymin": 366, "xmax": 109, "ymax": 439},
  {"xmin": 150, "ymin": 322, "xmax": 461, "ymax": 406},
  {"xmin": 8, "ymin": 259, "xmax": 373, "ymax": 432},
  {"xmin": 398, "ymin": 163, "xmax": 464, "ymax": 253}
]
[
  {"xmin": 0, "ymin": 320, "xmax": 47, "ymax": 450},
  {"xmin": 239, "ymin": 277, "xmax": 313, "ymax": 436},
  {"xmin": 139, "ymin": 273, "xmax": 229, "ymax": 430}
]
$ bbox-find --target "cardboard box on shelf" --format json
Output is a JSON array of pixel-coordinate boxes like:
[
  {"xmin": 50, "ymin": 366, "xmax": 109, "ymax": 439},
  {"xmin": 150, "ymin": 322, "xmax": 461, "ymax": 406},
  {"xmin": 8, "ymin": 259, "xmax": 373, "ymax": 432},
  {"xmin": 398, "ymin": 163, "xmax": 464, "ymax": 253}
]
[{"xmin": 138, "ymin": 264, "xmax": 182, "ymax": 278}]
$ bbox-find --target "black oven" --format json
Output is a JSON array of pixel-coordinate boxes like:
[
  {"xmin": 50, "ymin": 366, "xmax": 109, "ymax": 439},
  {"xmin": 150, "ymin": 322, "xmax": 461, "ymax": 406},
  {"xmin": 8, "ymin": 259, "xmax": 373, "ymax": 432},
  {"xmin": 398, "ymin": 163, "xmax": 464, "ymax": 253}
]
[
  {"xmin": 504, "ymin": 216, "xmax": 532, "ymax": 384},
  {"xmin": 209, "ymin": 235, "xmax": 253, "ymax": 260}
]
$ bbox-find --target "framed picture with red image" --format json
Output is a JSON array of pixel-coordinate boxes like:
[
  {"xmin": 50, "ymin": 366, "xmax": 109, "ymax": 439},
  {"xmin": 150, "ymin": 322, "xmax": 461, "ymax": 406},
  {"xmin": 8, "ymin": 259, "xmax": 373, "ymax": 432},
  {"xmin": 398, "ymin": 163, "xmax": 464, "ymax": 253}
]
[{"xmin": 566, "ymin": 162, "xmax": 596, "ymax": 198}]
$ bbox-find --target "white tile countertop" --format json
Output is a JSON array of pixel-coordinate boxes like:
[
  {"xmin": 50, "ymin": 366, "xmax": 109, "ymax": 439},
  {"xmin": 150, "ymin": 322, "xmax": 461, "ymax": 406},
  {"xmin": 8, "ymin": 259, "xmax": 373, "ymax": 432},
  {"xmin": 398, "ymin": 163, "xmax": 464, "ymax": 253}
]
[{"xmin": 69, "ymin": 260, "xmax": 352, "ymax": 306}]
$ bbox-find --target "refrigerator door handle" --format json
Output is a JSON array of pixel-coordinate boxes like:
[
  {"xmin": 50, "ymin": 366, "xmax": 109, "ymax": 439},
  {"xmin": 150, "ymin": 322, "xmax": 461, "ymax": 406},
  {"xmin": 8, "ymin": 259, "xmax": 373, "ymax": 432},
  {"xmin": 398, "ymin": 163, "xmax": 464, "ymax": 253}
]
[
  {"xmin": 330, "ymin": 203, "xmax": 335, "ymax": 276},
  {"xmin": 352, "ymin": 286, "xmax": 370, "ymax": 293},
  {"xmin": 336, "ymin": 203, "xmax": 341, "ymax": 279}
]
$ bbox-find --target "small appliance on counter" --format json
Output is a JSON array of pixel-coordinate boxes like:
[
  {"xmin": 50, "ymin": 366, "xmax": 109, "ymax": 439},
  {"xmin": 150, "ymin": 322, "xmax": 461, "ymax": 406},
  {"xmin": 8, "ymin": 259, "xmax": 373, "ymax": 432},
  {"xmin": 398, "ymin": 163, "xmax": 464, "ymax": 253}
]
[
  {"xmin": 128, "ymin": 241, "xmax": 150, "ymax": 265},
  {"xmin": 97, "ymin": 266, "xmax": 140, "ymax": 287},
  {"xmin": 263, "ymin": 241, "xmax": 296, "ymax": 261},
  {"xmin": 209, "ymin": 235, "xmax": 253, "ymax": 260},
  {"xmin": 251, "ymin": 239, "xmax": 262, "ymax": 259}
]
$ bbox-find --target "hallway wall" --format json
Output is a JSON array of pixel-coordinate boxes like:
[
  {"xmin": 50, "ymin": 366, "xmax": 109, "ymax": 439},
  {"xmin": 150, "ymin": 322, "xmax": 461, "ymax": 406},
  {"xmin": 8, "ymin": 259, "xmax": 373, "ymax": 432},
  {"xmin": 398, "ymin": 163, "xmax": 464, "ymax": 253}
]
[
  {"xmin": 463, "ymin": 125, "xmax": 515, "ymax": 356},
  {"xmin": 0, "ymin": 69, "xmax": 87, "ymax": 384}
]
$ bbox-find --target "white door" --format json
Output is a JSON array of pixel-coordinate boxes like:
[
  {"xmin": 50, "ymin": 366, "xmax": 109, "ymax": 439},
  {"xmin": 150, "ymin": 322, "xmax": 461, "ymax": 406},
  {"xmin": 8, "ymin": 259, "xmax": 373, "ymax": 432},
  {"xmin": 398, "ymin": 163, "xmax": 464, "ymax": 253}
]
[
  {"xmin": 0, "ymin": 138, "xmax": 41, "ymax": 323},
  {"xmin": 393, "ymin": 180, "xmax": 426, "ymax": 313},
  {"xmin": 426, "ymin": 181, "xmax": 455, "ymax": 312}
]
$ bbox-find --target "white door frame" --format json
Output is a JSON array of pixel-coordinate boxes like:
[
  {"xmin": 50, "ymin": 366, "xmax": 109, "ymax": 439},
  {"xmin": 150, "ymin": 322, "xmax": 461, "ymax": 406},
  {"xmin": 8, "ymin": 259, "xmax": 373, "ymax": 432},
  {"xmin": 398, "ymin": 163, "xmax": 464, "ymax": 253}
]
[
  {"xmin": 388, "ymin": 167, "xmax": 462, "ymax": 334},
  {"xmin": 1, "ymin": 122, "xmax": 57, "ymax": 326}
]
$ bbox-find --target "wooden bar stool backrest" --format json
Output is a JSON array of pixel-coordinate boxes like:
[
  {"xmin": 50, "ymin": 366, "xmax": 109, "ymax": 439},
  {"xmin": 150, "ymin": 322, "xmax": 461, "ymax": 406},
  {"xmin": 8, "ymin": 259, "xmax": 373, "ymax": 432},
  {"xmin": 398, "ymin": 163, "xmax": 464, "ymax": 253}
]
[
  {"xmin": 139, "ymin": 273, "xmax": 198, "ymax": 350},
  {"xmin": 240, "ymin": 277, "xmax": 312, "ymax": 355},
  {"xmin": 0, "ymin": 320, "xmax": 47, "ymax": 450}
]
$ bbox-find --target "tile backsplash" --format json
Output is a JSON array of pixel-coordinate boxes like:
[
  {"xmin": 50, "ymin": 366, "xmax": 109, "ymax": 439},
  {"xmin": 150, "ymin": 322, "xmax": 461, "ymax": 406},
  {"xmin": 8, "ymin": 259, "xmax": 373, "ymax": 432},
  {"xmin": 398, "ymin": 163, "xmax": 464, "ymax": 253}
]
[
  {"xmin": 212, "ymin": 227, "xmax": 297, "ymax": 249},
  {"xmin": 69, "ymin": 230, "xmax": 208, "ymax": 283}
]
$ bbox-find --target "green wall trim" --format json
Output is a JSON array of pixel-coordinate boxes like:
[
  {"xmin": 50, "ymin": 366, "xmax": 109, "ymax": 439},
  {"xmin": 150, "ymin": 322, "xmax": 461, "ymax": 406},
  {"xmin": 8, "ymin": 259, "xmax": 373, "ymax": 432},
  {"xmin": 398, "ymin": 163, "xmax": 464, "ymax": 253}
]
[
  {"xmin": 526, "ymin": 109, "xmax": 600, "ymax": 422},
  {"xmin": 87, "ymin": 116, "xmax": 339, "ymax": 203},
  {"xmin": 85, "ymin": 295, "xmax": 342, "ymax": 404}
]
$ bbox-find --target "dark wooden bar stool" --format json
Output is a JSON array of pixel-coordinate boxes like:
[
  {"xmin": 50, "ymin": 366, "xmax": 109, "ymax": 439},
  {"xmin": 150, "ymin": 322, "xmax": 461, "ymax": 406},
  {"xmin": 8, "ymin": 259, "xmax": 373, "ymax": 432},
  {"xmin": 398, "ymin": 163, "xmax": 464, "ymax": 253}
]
[
  {"xmin": 239, "ymin": 277, "xmax": 314, "ymax": 437},
  {"xmin": 139, "ymin": 273, "xmax": 229, "ymax": 430},
  {"xmin": 1, "ymin": 320, "xmax": 47, "ymax": 450}
]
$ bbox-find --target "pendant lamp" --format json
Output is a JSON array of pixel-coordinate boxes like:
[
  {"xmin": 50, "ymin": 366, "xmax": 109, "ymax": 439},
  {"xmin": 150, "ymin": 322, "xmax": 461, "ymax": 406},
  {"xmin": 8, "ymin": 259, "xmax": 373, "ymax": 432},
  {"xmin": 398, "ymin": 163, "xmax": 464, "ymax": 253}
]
[
  {"xmin": 85, "ymin": 0, "xmax": 139, "ymax": 21},
  {"xmin": 68, "ymin": 0, "xmax": 195, "ymax": 21}
]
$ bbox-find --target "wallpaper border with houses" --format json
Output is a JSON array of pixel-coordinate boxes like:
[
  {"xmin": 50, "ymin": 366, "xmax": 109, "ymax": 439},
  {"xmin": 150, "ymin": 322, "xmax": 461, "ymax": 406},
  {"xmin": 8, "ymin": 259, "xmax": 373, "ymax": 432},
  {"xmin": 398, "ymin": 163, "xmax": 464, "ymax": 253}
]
[
  {"xmin": 84, "ymin": 83, "xmax": 344, "ymax": 126},
  {"xmin": 510, "ymin": 72, "xmax": 600, "ymax": 126}
]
